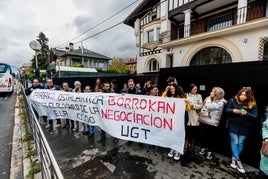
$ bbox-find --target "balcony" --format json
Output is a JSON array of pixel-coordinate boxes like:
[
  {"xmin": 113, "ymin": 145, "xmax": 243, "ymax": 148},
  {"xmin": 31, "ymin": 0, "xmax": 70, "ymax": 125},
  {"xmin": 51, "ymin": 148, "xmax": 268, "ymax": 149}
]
[
  {"xmin": 163, "ymin": 0, "xmax": 267, "ymax": 43},
  {"xmin": 142, "ymin": 40, "xmax": 162, "ymax": 50}
]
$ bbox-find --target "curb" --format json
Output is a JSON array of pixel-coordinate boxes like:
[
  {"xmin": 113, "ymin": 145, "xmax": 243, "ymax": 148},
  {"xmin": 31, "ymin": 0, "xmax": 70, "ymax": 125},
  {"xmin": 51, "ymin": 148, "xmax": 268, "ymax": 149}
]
[
  {"xmin": 10, "ymin": 83, "xmax": 23, "ymax": 178},
  {"xmin": 10, "ymin": 83, "xmax": 41, "ymax": 179}
]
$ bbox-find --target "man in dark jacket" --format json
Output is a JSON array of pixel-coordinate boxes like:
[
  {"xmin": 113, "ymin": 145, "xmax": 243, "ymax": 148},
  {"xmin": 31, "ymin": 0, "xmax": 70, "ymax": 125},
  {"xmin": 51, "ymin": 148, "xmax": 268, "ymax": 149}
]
[
  {"xmin": 25, "ymin": 78, "xmax": 44, "ymax": 119},
  {"xmin": 97, "ymin": 81, "xmax": 113, "ymax": 142},
  {"xmin": 44, "ymin": 79, "xmax": 61, "ymax": 129},
  {"xmin": 25, "ymin": 78, "xmax": 43, "ymax": 95}
]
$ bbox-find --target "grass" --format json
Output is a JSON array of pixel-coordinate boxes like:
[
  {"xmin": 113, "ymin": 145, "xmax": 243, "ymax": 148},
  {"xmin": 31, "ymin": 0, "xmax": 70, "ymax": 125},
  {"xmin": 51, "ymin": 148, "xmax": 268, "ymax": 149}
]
[{"xmin": 18, "ymin": 86, "xmax": 41, "ymax": 179}]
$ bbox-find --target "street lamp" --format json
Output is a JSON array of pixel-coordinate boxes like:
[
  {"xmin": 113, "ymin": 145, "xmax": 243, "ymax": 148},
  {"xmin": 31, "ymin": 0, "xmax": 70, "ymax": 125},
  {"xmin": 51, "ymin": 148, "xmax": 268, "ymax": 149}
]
[{"xmin": 29, "ymin": 40, "xmax": 41, "ymax": 78}]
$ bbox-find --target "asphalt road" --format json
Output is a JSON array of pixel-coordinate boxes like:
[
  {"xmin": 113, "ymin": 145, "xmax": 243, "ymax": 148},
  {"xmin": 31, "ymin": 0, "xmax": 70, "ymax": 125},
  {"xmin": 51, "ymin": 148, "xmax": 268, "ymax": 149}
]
[
  {"xmin": 42, "ymin": 125, "xmax": 259, "ymax": 179},
  {"xmin": 0, "ymin": 90, "xmax": 16, "ymax": 179}
]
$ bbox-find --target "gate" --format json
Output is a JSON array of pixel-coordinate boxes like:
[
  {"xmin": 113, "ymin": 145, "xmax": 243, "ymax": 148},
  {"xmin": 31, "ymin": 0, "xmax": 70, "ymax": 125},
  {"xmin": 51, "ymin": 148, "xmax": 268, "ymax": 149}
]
[{"xmin": 159, "ymin": 60, "xmax": 268, "ymax": 167}]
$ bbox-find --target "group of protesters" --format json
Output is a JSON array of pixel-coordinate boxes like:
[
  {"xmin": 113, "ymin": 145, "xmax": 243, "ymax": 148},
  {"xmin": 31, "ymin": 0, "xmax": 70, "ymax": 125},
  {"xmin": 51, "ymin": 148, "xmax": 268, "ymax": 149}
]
[{"xmin": 25, "ymin": 76, "xmax": 267, "ymax": 177}]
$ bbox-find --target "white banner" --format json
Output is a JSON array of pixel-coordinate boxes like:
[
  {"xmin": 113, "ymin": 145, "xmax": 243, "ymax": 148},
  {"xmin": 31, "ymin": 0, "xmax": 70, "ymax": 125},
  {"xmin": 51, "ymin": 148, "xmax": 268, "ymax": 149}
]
[{"xmin": 30, "ymin": 89, "xmax": 186, "ymax": 153}]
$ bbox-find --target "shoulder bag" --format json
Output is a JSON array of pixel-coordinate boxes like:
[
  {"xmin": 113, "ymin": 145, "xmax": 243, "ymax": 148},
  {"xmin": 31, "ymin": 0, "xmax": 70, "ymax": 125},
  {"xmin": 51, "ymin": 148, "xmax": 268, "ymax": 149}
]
[{"xmin": 262, "ymin": 139, "xmax": 268, "ymax": 157}]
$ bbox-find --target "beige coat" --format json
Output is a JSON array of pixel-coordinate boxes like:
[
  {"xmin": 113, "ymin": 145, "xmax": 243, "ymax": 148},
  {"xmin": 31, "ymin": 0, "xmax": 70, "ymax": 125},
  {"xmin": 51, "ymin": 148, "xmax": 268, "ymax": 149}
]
[{"xmin": 186, "ymin": 93, "xmax": 203, "ymax": 126}]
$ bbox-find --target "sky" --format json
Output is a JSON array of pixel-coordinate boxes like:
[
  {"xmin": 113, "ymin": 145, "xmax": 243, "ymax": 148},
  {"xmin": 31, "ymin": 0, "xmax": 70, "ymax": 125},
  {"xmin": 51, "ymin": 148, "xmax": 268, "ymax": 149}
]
[{"xmin": 0, "ymin": 0, "xmax": 141, "ymax": 72}]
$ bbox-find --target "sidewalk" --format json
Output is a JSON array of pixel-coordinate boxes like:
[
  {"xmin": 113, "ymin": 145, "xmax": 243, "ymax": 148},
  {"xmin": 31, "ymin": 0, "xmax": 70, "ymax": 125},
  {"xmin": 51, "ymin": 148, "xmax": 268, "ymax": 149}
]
[{"xmin": 41, "ymin": 125, "xmax": 260, "ymax": 179}]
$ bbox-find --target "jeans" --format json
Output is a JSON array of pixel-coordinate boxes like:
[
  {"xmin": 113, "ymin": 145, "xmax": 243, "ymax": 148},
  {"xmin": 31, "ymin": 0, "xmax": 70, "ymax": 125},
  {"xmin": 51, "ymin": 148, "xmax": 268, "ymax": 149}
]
[
  {"xmin": 86, "ymin": 124, "xmax": 95, "ymax": 134},
  {"xmin": 229, "ymin": 132, "xmax": 247, "ymax": 160}
]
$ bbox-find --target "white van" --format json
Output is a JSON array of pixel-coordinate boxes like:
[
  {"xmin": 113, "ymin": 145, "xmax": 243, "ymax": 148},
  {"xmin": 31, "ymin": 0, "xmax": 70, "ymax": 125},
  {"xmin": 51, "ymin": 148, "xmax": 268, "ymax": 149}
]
[{"xmin": 0, "ymin": 63, "xmax": 13, "ymax": 93}]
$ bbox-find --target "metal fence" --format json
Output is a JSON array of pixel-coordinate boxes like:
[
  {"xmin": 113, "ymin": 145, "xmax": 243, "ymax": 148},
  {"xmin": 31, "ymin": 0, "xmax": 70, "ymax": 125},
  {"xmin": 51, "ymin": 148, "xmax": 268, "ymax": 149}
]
[{"xmin": 21, "ymin": 84, "xmax": 64, "ymax": 179}]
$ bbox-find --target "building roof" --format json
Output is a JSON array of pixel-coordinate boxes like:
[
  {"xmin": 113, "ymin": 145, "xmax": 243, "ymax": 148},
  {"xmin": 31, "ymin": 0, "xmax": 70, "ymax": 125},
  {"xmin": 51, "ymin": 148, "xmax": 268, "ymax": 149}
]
[
  {"xmin": 60, "ymin": 47, "xmax": 112, "ymax": 60},
  {"xmin": 50, "ymin": 47, "xmax": 111, "ymax": 60},
  {"xmin": 51, "ymin": 48, "xmax": 65, "ymax": 56},
  {"xmin": 126, "ymin": 58, "xmax": 137, "ymax": 65},
  {"xmin": 124, "ymin": 0, "xmax": 160, "ymax": 27}
]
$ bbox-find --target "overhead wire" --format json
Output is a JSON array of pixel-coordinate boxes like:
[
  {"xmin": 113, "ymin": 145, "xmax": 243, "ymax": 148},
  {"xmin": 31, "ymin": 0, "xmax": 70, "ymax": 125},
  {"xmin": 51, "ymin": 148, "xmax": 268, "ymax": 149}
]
[
  {"xmin": 71, "ymin": 0, "xmax": 168, "ymax": 45},
  {"xmin": 56, "ymin": 0, "xmax": 139, "ymax": 48}
]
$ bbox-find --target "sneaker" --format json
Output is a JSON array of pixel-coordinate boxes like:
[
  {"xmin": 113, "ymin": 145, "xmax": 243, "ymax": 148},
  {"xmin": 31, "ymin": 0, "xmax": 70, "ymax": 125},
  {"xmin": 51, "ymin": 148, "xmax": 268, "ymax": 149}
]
[
  {"xmin": 55, "ymin": 124, "xmax": 61, "ymax": 128},
  {"xmin": 230, "ymin": 157, "xmax": 237, "ymax": 169},
  {"xmin": 97, "ymin": 137, "xmax": 106, "ymax": 143},
  {"xmin": 199, "ymin": 148, "xmax": 207, "ymax": 155},
  {"xmin": 80, "ymin": 126, "xmax": 85, "ymax": 132},
  {"xmin": 72, "ymin": 127, "xmax": 79, "ymax": 132},
  {"xmin": 113, "ymin": 138, "xmax": 119, "ymax": 144},
  {"xmin": 236, "ymin": 160, "xmax": 245, "ymax": 173},
  {"xmin": 206, "ymin": 151, "xmax": 213, "ymax": 160},
  {"xmin": 174, "ymin": 152, "xmax": 181, "ymax": 160},
  {"xmin": 62, "ymin": 124, "xmax": 69, "ymax": 129},
  {"xmin": 168, "ymin": 149, "xmax": 175, "ymax": 158},
  {"xmin": 45, "ymin": 124, "xmax": 52, "ymax": 129}
]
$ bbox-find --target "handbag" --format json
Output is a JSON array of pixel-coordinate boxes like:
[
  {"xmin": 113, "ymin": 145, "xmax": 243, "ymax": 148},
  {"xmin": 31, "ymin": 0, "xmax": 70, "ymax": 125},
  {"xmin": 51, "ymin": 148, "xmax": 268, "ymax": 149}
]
[
  {"xmin": 262, "ymin": 140, "xmax": 268, "ymax": 157},
  {"xmin": 199, "ymin": 106, "xmax": 211, "ymax": 125}
]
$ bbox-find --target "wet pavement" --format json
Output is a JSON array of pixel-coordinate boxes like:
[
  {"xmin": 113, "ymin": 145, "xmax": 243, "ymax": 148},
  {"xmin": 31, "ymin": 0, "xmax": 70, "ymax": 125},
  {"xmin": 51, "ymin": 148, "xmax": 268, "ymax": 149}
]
[
  {"xmin": 0, "ymin": 91, "xmax": 21, "ymax": 179},
  {"xmin": 41, "ymin": 122, "xmax": 260, "ymax": 179}
]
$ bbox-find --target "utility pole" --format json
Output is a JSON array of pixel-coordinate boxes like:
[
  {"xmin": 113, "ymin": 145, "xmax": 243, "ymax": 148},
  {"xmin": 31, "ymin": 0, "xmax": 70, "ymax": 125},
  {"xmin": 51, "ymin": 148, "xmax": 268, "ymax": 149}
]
[{"xmin": 81, "ymin": 39, "xmax": 84, "ymax": 66}]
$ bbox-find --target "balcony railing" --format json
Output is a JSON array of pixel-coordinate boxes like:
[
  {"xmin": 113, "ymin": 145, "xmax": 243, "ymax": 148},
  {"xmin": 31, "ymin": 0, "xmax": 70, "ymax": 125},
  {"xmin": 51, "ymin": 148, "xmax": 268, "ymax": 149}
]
[
  {"xmin": 163, "ymin": 0, "xmax": 266, "ymax": 43},
  {"xmin": 206, "ymin": 11, "xmax": 233, "ymax": 31}
]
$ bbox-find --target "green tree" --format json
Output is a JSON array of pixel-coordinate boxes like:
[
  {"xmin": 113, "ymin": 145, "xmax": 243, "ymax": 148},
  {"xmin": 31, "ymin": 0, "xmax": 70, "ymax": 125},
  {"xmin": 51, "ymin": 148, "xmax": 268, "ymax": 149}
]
[
  {"xmin": 31, "ymin": 32, "xmax": 50, "ymax": 70},
  {"xmin": 108, "ymin": 58, "xmax": 127, "ymax": 73}
]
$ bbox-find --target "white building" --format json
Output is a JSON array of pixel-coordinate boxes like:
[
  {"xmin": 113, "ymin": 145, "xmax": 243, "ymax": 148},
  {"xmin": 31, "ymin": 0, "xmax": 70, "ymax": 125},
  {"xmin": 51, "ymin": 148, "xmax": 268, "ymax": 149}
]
[{"xmin": 124, "ymin": 0, "xmax": 268, "ymax": 75}]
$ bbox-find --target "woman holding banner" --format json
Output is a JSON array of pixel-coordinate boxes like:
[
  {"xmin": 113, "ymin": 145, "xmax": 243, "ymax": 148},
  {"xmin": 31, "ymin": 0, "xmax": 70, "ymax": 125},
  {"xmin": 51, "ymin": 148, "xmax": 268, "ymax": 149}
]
[{"xmin": 162, "ymin": 83, "xmax": 191, "ymax": 160}]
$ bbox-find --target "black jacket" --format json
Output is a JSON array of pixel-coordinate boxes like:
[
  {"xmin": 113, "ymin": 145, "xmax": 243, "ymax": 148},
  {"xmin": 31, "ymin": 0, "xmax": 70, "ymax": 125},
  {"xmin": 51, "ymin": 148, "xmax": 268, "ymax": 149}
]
[
  {"xmin": 225, "ymin": 98, "xmax": 258, "ymax": 135},
  {"xmin": 25, "ymin": 84, "xmax": 44, "ymax": 96}
]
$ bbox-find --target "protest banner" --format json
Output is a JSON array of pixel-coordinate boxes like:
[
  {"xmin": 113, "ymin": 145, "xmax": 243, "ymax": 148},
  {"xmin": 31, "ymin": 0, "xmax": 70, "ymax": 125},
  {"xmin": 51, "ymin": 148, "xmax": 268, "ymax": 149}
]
[{"xmin": 30, "ymin": 89, "xmax": 186, "ymax": 153}]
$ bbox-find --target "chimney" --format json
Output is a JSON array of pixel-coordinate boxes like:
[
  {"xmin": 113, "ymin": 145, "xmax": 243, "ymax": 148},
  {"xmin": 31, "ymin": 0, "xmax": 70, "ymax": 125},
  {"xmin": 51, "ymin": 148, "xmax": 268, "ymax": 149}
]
[
  {"xmin": 69, "ymin": 42, "xmax": 74, "ymax": 51},
  {"xmin": 65, "ymin": 47, "xmax": 70, "ymax": 52}
]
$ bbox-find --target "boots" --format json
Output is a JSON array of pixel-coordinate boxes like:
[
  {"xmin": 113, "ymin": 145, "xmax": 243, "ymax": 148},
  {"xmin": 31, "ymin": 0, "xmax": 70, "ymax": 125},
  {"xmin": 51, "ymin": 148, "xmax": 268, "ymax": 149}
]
[
  {"xmin": 190, "ymin": 140, "xmax": 196, "ymax": 151},
  {"xmin": 184, "ymin": 139, "xmax": 190, "ymax": 152}
]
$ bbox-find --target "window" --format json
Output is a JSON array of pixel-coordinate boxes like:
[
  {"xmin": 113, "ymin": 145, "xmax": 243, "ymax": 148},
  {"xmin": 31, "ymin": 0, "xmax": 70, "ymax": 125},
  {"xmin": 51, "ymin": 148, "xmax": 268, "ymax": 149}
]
[
  {"xmin": 151, "ymin": 11, "xmax": 157, "ymax": 21},
  {"xmin": 148, "ymin": 58, "xmax": 159, "ymax": 72},
  {"xmin": 99, "ymin": 61, "xmax": 105, "ymax": 68},
  {"xmin": 156, "ymin": 28, "xmax": 161, "ymax": 41},
  {"xmin": 190, "ymin": 46, "xmax": 232, "ymax": 66},
  {"xmin": 0, "ymin": 64, "xmax": 7, "ymax": 73},
  {"xmin": 166, "ymin": 54, "xmax": 173, "ymax": 68},
  {"xmin": 83, "ymin": 59, "xmax": 88, "ymax": 68},
  {"xmin": 89, "ymin": 60, "xmax": 93, "ymax": 67},
  {"xmin": 72, "ymin": 58, "xmax": 82, "ymax": 66},
  {"xmin": 94, "ymin": 60, "xmax": 106, "ymax": 68},
  {"xmin": 148, "ymin": 30, "xmax": 154, "ymax": 43},
  {"xmin": 207, "ymin": 11, "xmax": 233, "ymax": 32}
]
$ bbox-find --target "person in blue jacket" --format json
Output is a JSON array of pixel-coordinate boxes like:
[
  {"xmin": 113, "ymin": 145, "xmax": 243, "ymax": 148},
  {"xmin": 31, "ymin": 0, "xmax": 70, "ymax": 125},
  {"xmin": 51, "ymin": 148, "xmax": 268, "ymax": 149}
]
[{"xmin": 225, "ymin": 87, "xmax": 258, "ymax": 174}]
